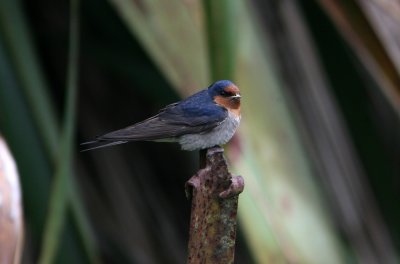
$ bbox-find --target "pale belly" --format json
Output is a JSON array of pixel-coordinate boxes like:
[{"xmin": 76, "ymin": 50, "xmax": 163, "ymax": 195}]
[{"xmin": 179, "ymin": 112, "xmax": 240, "ymax": 151}]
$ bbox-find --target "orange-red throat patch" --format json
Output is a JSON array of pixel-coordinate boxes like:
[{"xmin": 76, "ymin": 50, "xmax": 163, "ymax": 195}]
[{"xmin": 217, "ymin": 84, "xmax": 241, "ymax": 116}]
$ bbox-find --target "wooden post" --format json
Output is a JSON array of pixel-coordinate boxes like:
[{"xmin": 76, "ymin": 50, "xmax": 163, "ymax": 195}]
[{"xmin": 186, "ymin": 146, "xmax": 244, "ymax": 264}]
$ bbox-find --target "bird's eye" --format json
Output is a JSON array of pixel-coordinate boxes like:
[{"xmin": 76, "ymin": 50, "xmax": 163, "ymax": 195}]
[{"xmin": 220, "ymin": 90, "xmax": 232, "ymax": 97}]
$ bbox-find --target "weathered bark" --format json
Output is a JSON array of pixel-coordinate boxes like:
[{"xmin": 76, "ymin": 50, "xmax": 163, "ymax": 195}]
[{"xmin": 186, "ymin": 146, "xmax": 244, "ymax": 264}]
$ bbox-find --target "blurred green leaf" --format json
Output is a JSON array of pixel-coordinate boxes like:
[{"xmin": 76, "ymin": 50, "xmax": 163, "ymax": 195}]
[
  {"xmin": 231, "ymin": 2, "xmax": 344, "ymax": 263},
  {"xmin": 109, "ymin": 0, "xmax": 210, "ymax": 96},
  {"xmin": 0, "ymin": 0, "xmax": 59, "ymax": 159},
  {"xmin": 39, "ymin": 0, "xmax": 98, "ymax": 263},
  {"xmin": 317, "ymin": 0, "xmax": 400, "ymax": 116},
  {"xmin": 203, "ymin": 0, "xmax": 238, "ymax": 80},
  {"xmin": 0, "ymin": 29, "xmax": 51, "ymax": 240}
]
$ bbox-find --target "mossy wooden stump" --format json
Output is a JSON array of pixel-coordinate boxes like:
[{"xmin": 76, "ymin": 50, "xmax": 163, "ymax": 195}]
[{"xmin": 186, "ymin": 146, "xmax": 244, "ymax": 264}]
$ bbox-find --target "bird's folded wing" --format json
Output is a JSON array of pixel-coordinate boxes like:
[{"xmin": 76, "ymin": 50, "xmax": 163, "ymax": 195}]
[{"xmin": 96, "ymin": 104, "xmax": 227, "ymax": 141}]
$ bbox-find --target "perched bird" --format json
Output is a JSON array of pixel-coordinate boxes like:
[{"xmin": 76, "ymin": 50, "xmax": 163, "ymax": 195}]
[{"xmin": 81, "ymin": 80, "xmax": 241, "ymax": 151}]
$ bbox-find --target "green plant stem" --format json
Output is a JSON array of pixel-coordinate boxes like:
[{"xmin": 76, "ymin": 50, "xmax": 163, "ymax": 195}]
[
  {"xmin": 39, "ymin": 0, "xmax": 80, "ymax": 262},
  {"xmin": 69, "ymin": 177, "xmax": 99, "ymax": 263},
  {"xmin": 0, "ymin": 0, "xmax": 59, "ymax": 159},
  {"xmin": 203, "ymin": 0, "xmax": 238, "ymax": 81}
]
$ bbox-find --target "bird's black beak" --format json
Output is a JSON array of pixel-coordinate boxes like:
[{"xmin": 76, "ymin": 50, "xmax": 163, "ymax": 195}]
[{"xmin": 231, "ymin": 94, "xmax": 241, "ymax": 100}]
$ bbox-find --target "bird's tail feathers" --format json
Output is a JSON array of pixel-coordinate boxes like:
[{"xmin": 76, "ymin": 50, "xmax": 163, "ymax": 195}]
[{"xmin": 80, "ymin": 140, "xmax": 128, "ymax": 152}]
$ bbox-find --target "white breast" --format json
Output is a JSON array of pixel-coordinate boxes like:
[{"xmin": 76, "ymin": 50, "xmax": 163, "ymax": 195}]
[{"xmin": 179, "ymin": 111, "xmax": 241, "ymax": 151}]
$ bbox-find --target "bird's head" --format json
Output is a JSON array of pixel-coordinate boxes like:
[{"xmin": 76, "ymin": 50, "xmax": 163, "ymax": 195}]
[{"xmin": 208, "ymin": 80, "xmax": 241, "ymax": 116}]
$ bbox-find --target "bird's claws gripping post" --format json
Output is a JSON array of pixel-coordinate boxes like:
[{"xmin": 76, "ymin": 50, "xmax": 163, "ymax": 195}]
[{"xmin": 186, "ymin": 146, "xmax": 245, "ymax": 264}]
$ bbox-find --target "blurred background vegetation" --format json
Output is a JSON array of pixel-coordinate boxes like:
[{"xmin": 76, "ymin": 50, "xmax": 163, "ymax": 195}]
[{"xmin": 0, "ymin": 0, "xmax": 399, "ymax": 263}]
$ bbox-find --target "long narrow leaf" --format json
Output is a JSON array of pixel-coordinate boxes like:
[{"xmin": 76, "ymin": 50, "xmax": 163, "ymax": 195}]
[
  {"xmin": 109, "ymin": 0, "xmax": 210, "ymax": 96},
  {"xmin": 317, "ymin": 0, "xmax": 400, "ymax": 116},
  {"xmin": 0, "ymin": 0, "xmax": 59, "ymax": 159},
  {"xmin": 232, "ymin": 1, "xmax": 345, "ymax": 263},
  {"xmin": 203, "ymin": 0, "xmax": 238, "ymax": 80},
  {"xmin": 39, "ymin": 0, "xmax": 82, "ymax": 262},
  {"xmin": 0, "ymin": 33, "xmax": 51, "ymax": 240}
]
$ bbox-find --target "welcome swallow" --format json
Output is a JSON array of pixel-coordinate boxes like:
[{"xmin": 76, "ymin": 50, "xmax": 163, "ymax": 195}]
[{"xmin": 81, "ymin": 80, "xmax": 241, "ymax": 151}]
